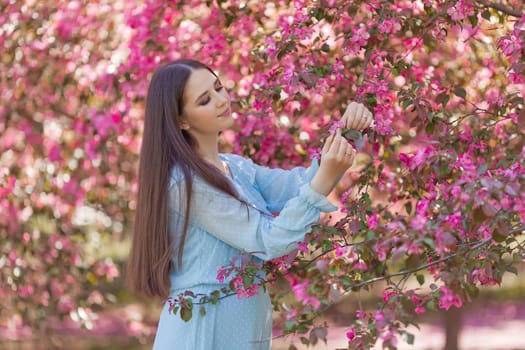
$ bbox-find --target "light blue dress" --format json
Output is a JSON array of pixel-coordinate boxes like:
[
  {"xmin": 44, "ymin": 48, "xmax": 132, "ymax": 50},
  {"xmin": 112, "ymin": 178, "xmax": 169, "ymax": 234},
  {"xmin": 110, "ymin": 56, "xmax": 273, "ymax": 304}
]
[{"xmin": 153, "ymin": 153, "xmax": 337, "ymax": 350}]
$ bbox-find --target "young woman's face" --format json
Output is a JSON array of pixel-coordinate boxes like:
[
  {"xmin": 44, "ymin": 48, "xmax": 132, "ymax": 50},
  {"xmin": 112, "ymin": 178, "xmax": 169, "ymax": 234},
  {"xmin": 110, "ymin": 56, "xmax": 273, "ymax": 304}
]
[{"xmin": 181, "ymin": 68, "xmax": 233, "ymax": 136}]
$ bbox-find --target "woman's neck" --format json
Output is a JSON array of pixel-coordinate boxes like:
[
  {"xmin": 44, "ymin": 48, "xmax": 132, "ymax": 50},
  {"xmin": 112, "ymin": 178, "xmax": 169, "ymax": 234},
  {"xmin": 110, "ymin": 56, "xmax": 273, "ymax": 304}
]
[{"xmin": 194, "ymin": 133, "xmax": 221, "ymax": 165}]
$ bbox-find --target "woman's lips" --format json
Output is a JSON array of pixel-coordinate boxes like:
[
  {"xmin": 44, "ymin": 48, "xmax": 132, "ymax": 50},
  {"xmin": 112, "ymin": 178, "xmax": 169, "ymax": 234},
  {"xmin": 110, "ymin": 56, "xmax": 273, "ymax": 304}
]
[{"xmin": 218, "ymin": 108, "xmax": 231, "ymax": 118}]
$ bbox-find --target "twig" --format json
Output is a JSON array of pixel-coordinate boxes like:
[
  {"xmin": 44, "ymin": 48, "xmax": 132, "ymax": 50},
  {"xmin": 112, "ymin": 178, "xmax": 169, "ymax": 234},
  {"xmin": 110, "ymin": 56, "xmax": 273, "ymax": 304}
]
[{"xmin": 476, "ymin": 0, "xmax": 523, "ymax": 18}]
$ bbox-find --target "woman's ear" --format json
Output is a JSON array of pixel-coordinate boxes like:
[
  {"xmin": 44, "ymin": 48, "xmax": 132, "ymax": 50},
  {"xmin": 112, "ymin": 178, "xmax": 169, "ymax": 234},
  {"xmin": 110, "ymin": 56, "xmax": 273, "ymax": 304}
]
[
  {"xmin": 179, "ymin": 121, "xmax": 190, "ymax": 130},
  {"xmin": 179, "ymin": 113, "xmax": 190, "ymax": 130}
]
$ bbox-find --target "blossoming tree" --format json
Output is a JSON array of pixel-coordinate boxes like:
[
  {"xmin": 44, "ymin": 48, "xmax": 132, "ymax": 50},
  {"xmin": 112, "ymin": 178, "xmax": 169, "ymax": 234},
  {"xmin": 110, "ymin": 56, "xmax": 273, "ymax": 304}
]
[{"xmin": 2, "ymin": 0, "xmax": 524, "ymax": 349}]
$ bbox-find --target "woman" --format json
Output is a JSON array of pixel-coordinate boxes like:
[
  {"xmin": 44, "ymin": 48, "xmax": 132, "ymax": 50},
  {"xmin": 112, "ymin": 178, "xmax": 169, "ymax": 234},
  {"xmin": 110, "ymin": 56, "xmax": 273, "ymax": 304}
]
[{"xmin": 127, "ymin": 59, "xmax": 373, "ymax": 349}]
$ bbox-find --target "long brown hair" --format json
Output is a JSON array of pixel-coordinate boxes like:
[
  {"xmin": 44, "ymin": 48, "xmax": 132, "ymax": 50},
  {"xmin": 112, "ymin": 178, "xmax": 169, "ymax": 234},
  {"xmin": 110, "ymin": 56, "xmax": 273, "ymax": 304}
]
[{"xmin": 127, "ymin": 59, "xmax": 241, "ymax": 298}]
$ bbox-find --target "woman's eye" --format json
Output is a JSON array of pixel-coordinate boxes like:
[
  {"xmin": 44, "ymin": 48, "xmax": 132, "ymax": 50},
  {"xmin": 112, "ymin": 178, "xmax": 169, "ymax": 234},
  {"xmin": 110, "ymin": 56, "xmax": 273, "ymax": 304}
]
[{"xmin": 199, "ymin": 86, "xmax": 223, "ymax": 105}]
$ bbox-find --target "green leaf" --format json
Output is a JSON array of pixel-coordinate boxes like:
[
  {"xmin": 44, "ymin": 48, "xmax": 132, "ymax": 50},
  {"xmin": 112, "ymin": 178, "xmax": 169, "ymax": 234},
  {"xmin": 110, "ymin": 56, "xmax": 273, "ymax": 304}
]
[
  {"xmin": 339, "ymin": 275, "xmax": 353, "ymax": 288},
  {"xmin": 464, "ymin": 284, "xmax": 479, "ymax": 299},
  {"xmin": 423, "ymin": 237, "xmax": 435, "ymax": 249},
  {"xmin": 284, "ymin": 320, "xmax": 296, "ymax": 332},
  {"xmin": 402, "ymin": 98, "xmax": 413, "ymax": 110},
  {"xmin": 481, "ymin": 10, "xmax": 491, "ymax": 20},
  {"xmin": 405, "ymin": 202, "xmax": 412, "ymax": 214},
  {"xmin": 496, "ymin": 158, "xmax": 508, "ymax": 168},
  {"xmin": 426, "ymin": 300, "xmax": 437, "ymax": 311},
  {"xmin": 493, "ymin": 230, "xmax": 507, "ymax": 242},
  {"xmin": 473, "ymin": 207, "xmax": 487, "ymax": 223},
  {"xmin": 297, "ymin": 323, "xmax": 309, "ymax": 334},
  {"xmin": 416, "ymin": 274, "xmax": 425, "ymax": 286},
  {"xmin": 468, "ymin": 15, "xmax": 478, "ymax": 27},
  {"xmin": 321, "ymin": 43, "xmax": 330, "ymax": 52},
  {"xmin": 405, "ymin": 332, "xmax": 415, "ymax": 345},
  {"xmin": 210, "ymin": 290, "xmax": 220, "ymax": 304},
  {"xmin": 170, "ymin": 306, "xmax": 179, "ymax": 315},
  {"xmin": 224, "ymin": 13, "xmax": 235, "ymax": 27},
  {"xmin": 436, "ymin": 92, "xmax": 449, "ymax": 106},
  {"xmin": 309, "ymin": 330, "xmax": 318, "ymax": 345},
  {"xmin": 344, "ymin": 129, "xmax": 362, "ymax": 141},
  {"xmin": 454, "ymin": 86, "xmax": 467, "ymax": 99},
  {"xmin": 425, "ymin": 122, "xmax": 435, "ymax": 135},
  {"xmin": 180, "ymin": 306, "xmax": 193, "ymax": 322},
  {"xmin": 300, "ymin": 336, "xmax": 310, "ymax": 345}
]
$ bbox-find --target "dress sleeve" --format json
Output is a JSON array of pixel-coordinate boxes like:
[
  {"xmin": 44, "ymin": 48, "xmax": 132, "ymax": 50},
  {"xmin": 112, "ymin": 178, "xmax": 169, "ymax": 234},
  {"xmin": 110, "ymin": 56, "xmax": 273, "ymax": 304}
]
[
  {"xmin": 252, "ymin": 160, "xmax": 320, "ymax": 213},
  {"xmin": 169, "ymin": 176, "xmax": 336, "ymax": 260}
]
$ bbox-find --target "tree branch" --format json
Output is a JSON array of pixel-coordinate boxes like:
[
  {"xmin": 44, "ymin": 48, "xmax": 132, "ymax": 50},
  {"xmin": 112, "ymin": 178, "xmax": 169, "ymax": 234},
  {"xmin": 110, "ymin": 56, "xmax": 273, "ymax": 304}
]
[
  {"xmin": 346, "ymin": 237, "xmax": 493, "ymax": 291},
  {"xmin": 477, "ymin": 0, "xmax": 523, "ymax": 18}
]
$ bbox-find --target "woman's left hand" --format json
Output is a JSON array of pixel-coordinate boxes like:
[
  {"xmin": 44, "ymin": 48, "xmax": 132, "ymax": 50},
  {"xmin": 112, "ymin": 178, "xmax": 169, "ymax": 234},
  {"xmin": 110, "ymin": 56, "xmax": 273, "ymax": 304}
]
[{"xmin": 341, "ymin": 101, "xmax": 374, "ymax": 130}]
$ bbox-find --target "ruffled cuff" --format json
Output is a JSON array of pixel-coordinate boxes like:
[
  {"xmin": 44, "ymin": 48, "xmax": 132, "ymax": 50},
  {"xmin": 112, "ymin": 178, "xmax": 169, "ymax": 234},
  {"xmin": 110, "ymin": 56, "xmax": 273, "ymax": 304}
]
[{"xmin": 299, "ymin": 183, "xmax": 338, "ymax": 212}]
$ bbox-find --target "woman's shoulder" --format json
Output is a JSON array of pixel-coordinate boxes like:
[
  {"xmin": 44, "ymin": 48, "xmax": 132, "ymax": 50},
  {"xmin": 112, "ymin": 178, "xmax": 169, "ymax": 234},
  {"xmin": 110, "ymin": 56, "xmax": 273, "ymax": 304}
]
[
  {"xmin": 220, "ymin": 153, "xmax": 256, "ymax": 182},
  {"xmin": 220, "ymin": 152, "xmax": 246, "ymax": 163}
]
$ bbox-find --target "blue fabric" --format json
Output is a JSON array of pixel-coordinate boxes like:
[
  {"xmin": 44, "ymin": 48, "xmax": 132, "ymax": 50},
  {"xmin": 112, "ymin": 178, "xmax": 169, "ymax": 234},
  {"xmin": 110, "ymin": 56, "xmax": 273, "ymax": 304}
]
[{"xmin": 153, "ymin": 153, "xmax": 337, "ymax": 350}]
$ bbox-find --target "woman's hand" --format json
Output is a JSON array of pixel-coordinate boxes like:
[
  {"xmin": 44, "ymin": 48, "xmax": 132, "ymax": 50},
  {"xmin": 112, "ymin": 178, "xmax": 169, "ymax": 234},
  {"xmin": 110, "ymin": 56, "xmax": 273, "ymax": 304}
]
[
  {"xmin": 341, "ymin": 101, "xmax": 374, "ymax": 130},
  {"xmin": 310, "ymin": 128, "xmax": 356, "ymax": 196}
]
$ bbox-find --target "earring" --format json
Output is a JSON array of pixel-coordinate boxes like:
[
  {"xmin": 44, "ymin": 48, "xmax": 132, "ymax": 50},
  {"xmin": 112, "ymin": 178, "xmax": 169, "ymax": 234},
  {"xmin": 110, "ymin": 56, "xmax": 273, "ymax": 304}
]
[{"xmin": 180, "ymin": 122, "xmax": 190, "ymax": 130}]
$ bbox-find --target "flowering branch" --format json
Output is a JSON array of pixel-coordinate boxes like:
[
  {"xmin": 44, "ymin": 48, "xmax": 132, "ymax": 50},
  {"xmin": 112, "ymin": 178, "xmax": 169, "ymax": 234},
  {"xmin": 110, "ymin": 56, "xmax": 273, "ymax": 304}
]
[
  {"xmin": 344, "ymin": 237, "xmax": 492, "ymax": 292},
  {"xmin": 476, "ymin": 0, "xmax": 524, "ymax": 18}
]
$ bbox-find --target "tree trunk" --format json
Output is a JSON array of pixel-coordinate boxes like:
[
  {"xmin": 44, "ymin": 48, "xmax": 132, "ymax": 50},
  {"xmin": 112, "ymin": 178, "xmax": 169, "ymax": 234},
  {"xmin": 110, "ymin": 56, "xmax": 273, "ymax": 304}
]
[{"xmin": 443, "ymin": 307, "xmax": 462, "ymax": 350}]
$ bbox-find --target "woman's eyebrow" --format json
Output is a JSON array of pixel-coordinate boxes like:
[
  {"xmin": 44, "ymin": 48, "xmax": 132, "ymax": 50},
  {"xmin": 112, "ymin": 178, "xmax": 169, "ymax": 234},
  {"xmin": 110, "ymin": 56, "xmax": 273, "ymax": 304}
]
[{"xmin": 194, "ymin": 78, "xmax": 220, "ymax": 103}]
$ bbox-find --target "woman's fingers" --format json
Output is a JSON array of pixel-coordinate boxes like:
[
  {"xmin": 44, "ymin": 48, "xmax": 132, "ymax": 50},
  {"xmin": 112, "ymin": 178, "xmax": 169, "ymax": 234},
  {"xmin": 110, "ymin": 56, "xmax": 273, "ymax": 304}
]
[
  {"xmin": 356, "ymin": 104, "xmax": 368, "ymax": 129},
  {"xmin": 333, "ymin": 128, "xmax": 345, "ymax": 155},
  {"xmin": 352, "ymin": 102, "xmax": 363, "ymax": 129},
  {"xmin": 362, "ymin": 110, "xmax": 373, "ymax": 129},
  {"xmin": 343, "ymin": 101, "xmax": 374, "ymax": 130},
  {"xmin": 337, "ymin": 134, "xmax": 349, "ymax": 160},
  {"xmin": 356, "ymin": 104, "xmax": 366, "ymax": 128},
  {"xmin": 345, "ymin": 102, "xmax": 358, "ymax": 129},
  {"xmin": 322, "ymin": 131, "xmax": 336, "ymax": 154}
]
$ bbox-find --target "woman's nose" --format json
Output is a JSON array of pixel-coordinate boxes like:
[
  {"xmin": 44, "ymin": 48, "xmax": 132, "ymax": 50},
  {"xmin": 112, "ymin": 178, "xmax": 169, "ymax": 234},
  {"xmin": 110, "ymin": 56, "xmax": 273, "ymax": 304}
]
[{"xmin": 215, "ymin": 91, "xmax": 228, "ymax": 107}]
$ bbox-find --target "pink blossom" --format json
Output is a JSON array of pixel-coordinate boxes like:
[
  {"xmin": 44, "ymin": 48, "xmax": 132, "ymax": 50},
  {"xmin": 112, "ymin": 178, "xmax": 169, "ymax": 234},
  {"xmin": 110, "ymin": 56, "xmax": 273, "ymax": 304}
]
[
  {"xmin": 382, "ymin": 289, "xmax": 397, "ymax": 303},
  {"xmin": 399, "ymin": 153, "xmax": 410, "ymax": 168},
  {"xmin": 471, "ymin": 268, "xmax": 499, "ymax": 286},
  {"xmin": 19, "ymin": 285, "xmax": 34, "ymax": 298},
  {"xmin": 438, "ymin": 286, "xmax": 463, "ymax": 310},
  {"xmin": 216, "ymin": 267, "xmax": 226, "ymax": 283},
  {"xmin": 287, "ymin": 276, "xmax": 321, "ymax": 309},
  {"xmin": 353, "ymin": 261, "xmax": 368, "ymax": 270},
  {"xmin": 415, "ymin": 305, "xmax": 426, "ymax": 314},
  {"xmin": 373, "ymin": 310, "xmax": 387, "ymax": 328},
  {"xmin": 335, "ymin": 244, "xmax": 348, "ymax": 257},
  {"xmin": 286, "ymin": 308, "xmax": 297, "ymax": 321},
  {"xmin": 378, "ymin": 18, "xmax": 401, "ymax": 34},
  {"xmin": 308, "ymin": 147, "xmax": 322, "ymax": 160},
  {"xmin": 367, "ymin": 214, "xmax": 379, "ymax": 230},
  {"xmin": 329, "ymin": 120, "xmax": 344, "ymax": 133},
  {"xmin": 297, "ymin": 241, "xmax": 309, "ymax": 253},
  {"xmin": 346, "ymin": 327, "xmax": 356, "ymax": 341},
  {"xmin": 446, "ymin": 0, "xmax": 474, "ymax": 21},
  {"xmin": 499, "ymin": 36, "xmax": 524, "ymax": 57},
  {"xmin": 350, "ymin": 26, "xmax": 370, "ymax": 47}
]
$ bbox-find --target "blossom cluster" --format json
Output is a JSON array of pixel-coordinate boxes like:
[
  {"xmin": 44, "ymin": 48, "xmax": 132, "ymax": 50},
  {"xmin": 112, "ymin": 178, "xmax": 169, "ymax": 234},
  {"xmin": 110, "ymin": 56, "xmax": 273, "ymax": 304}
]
[{"xmin": 2, "ymin": 0, "xmax": 524, "ymax": 348}]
